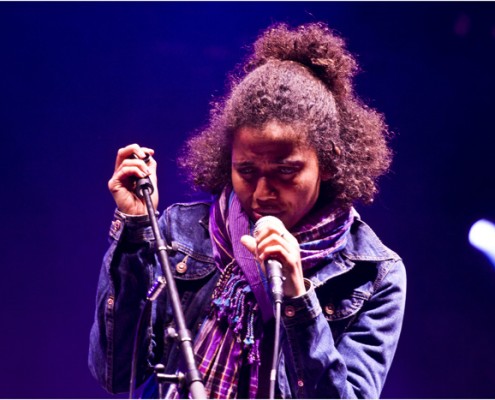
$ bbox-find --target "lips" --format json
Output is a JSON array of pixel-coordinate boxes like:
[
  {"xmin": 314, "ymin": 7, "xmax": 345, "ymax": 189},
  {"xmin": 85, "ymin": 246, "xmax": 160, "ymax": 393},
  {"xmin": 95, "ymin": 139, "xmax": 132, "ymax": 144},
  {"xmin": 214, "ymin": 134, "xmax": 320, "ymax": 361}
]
[{"xmin": 252, "ymin": 209, "xmax": 283, "ymax": 220}]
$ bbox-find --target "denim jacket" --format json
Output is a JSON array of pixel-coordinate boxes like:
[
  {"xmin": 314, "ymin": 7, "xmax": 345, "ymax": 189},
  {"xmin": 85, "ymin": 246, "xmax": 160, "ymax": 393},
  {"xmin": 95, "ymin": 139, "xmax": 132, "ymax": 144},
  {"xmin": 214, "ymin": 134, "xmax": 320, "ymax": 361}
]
[{"xmin": 89, "ymin": 201, "xmax": 406, "ymax": 399}]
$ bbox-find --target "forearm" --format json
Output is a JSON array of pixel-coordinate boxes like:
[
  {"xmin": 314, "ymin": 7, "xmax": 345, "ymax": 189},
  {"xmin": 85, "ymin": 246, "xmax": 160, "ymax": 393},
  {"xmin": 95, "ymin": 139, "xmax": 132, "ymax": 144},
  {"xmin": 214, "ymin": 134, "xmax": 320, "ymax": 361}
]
[
  {"xmin": 281, "ymin": 283, "xmax": 358, "ymax": 398},
  {"xmin": 281, "ymin": 262, "xmax": 406, "ymax": 398},
  {"xmin": 88, "ymin": 210, "xmax": 158, "ymax": 394}
]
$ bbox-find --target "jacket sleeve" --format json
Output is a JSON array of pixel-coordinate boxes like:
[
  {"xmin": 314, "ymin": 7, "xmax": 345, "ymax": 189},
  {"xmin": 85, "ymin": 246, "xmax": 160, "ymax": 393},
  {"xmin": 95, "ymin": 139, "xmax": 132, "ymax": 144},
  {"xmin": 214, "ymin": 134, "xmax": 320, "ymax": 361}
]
[
  {"xmin": 281, "ymin": 258, "xmax": 407, "ymax": 398},
  {"xmin": 88, "ymin": 210, "xmax": 162, "ymax": 394}
]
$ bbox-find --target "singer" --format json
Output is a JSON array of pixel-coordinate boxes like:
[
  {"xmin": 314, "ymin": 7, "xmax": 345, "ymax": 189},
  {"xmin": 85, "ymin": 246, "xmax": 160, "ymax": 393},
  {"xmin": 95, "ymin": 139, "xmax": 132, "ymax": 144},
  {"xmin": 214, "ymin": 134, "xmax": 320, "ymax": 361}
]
[{"xmin": 89, "ymin": 22, "xmax": 406, "ymax": 399}]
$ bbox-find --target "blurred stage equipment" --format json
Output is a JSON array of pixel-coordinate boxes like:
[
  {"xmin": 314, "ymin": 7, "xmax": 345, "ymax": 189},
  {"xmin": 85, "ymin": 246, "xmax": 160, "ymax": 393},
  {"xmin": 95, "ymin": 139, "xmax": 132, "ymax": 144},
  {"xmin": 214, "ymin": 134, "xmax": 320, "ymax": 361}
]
[{"xmin": 469, "ymin": 219, "xmax": 495, "ymax": 267}]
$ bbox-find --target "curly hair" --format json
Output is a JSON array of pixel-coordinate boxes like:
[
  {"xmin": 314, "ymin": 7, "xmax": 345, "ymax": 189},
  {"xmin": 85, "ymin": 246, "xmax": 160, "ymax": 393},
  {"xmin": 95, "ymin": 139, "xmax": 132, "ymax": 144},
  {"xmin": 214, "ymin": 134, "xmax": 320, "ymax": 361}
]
[{"xmin": 179, "ymin": 22, "xmax": 392, "ymax": 205}]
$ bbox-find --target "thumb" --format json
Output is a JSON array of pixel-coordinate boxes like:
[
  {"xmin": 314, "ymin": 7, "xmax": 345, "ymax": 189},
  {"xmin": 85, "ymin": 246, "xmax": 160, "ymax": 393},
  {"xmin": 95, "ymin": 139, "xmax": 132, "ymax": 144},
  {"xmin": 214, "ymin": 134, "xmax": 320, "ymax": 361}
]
[{"xmin": 240, "ymin": 235, "xmax": 257, "ymax": 256}]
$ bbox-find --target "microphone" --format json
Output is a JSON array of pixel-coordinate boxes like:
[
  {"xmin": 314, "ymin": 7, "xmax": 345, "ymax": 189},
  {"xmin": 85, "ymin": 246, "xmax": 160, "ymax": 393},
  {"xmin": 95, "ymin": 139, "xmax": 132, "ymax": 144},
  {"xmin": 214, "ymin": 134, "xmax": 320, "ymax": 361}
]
[
  {"xmin": 129, "ymin": 152, "xmax": 154, "ymax": 199},
  {"xmin": 254, "ymin": 216, "xmax": 285, "ymax": 304}
]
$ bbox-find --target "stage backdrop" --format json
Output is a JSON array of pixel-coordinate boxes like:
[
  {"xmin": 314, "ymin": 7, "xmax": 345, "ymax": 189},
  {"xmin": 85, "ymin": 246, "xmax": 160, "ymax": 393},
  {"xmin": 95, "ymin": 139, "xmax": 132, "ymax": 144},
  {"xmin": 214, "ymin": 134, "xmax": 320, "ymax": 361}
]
[{"xmin": 1, "ymin": 2, "xmax": 494, "ymax": 398}]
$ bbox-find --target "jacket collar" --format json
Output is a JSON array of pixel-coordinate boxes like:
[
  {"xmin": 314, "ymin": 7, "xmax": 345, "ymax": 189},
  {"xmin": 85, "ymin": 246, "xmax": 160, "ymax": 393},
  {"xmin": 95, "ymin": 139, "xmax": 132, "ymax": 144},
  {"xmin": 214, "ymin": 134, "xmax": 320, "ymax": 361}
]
[
  {"xmin": 341, "ymin": 217, "xmax": 395, "ymax": 262},
  {"xmin": 308, "ymin": 217, "xmax": 398, "ymax": 287}
]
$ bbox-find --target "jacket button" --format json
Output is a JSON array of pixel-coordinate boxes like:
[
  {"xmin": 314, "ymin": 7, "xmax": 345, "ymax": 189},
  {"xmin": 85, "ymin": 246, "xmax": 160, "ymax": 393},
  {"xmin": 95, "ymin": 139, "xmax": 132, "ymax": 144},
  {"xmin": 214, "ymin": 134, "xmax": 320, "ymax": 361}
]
[
  {"xmin": 284, "ymin": 305, "xmax": 296, "ymax": 317},
  {"xmin": 176, "ymin": 261, "xmax": 187, "ymax": 274},
  {"xmin": 107, "ymin": 297, "xmax": 114, "ymax": 306},
  {"xmin": 297, "ymin": 379, "xmax": 304, "ymax": 387},
  {"xmin": 324, "ymin": 303, "xmax": 335, "ymax": 315},
  {"xmin": 110, "ymin": 219, "xmax": 122, "ymax": 236}
]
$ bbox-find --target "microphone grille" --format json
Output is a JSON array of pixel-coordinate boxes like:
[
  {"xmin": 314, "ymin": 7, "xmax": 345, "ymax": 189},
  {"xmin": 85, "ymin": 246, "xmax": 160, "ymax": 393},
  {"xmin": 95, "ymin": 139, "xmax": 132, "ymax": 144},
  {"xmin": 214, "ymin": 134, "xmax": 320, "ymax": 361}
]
[{"xmin": 253, "ymin": 215, "xmax": 285, "ymax": 238}]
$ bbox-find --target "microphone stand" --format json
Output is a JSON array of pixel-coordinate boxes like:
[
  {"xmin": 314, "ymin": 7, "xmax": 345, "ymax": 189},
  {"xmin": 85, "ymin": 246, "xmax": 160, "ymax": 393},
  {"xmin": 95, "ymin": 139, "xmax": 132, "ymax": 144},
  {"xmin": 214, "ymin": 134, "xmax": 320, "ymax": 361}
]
[
  {"xmin": 267, "ymin": 262, "xmax": 283, "ymax": 400},
  {"xmin": 270, "ymin": 301, "xmax": 281, "ymax": 400},
  {"xmin": 131, "ymin": 176, "xmax": 207, "ymax": 399}
]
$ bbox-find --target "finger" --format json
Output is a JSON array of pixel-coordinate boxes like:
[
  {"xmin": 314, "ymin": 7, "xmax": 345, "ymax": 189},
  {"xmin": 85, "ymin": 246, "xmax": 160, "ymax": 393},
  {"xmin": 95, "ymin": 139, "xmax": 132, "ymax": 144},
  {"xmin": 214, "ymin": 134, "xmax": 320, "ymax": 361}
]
[
  {"xmin": 129, "ymin": 153, "xmax": 157, "ymax": 190},
  {"xmin": 115, "ymin": 157, "xmax": 155, "ymax": 184},
  {"xmin": 255, "ymin": 225, "xmax": 284, "ymax": 240},
  {"xmin": 257, "ymin": 238, "xmax": 301, "ymax": 271},
  {"xmin": 115, "ymin": 144, "xmax": 155, "ymax": 170},
  {"xmin": 129, "ymin": 150, "xmax": 156, "ymax": 165},
  {"xmin": 258, "ymin": 243, "xmax": 303, "ymax": 278},
  {"xmin": 257, "ymin": 243, "xmax": 291, "ymax": 263},
  {"xmin": 144, "ymin": 155, "xmax": 157, "ymax": 176},
  {"xmin": 256, "ymin": 234, "xmax": 293, "ymax": 256},
  {"xmin": 109, "ymin": 166, "xmax": 150, "ymax": 192},
  {"xmin": 115, "ymin": 144, "xmax": 142, "ymax": 169},
  {"xmin": 119, "ymin": 158, "xmax": 152, "ymax": 175},
  {"xmin": 255, "ymin": 227, "xmax": 292, "ymax": 247},
  {"xmin": 139, "ymin": 147, "xmax": 155, "ymax": 158},
  {"xmin": 118, "ymin": 161, "xmax": 151, "ymax": 179},
  {"xmin": 240, "ymin": 235, "xmax": 257, "ymax": 256}
]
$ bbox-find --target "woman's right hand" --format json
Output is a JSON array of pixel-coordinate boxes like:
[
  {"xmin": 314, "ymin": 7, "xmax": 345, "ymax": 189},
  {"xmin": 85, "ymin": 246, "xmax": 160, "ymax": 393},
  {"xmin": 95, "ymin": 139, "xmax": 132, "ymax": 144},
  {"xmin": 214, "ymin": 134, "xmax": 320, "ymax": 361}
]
[{"xmin": 108, "ymin": 143, "xmax": 159, "ymax": 215}]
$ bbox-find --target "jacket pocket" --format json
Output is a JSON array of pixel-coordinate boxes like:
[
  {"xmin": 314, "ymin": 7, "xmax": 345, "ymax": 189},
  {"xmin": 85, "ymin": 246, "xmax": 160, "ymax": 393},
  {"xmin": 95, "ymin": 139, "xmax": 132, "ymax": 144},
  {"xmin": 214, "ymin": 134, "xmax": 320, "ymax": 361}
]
[
  {"xmin": 320, "ymin": 289, "xmax": 368, "ymax": 321},
  {"xmin": 319, "ymin": 289, "xmax": 369, "ymax": 342},
  {"xmin": 166, "ymin": 247, "xmax": 216, "ymax": 281},
  {"xmin": 315, "ymin": 263, "xmax": 377, "ymax": 341}
]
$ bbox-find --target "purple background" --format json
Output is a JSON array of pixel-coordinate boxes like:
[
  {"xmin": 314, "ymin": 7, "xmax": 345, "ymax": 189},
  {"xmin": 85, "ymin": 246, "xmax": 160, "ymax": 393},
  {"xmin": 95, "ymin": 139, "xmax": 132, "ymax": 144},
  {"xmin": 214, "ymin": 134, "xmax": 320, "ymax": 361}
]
[{"xmin": 1, "ymin": 2, "xmax": 495, "ymax": 398}]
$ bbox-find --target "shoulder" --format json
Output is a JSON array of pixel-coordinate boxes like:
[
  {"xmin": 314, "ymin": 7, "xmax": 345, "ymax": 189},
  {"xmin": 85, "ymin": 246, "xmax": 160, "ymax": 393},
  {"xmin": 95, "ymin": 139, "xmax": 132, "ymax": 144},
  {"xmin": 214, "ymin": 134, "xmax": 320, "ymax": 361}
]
[
  {"xmin": 312, "ymin": 217, "xmax": 406, "ymax": 328},
  {"xmin": 164, "ymin": 201, "xmax": 212, "ymax": 229},
  {"xmin": 342, "ymin": 216, "xmax": 406, "ymax": 292},
  {"xmin": 342, "ymin": 216, "xmax": 401, "ymax": 264}
]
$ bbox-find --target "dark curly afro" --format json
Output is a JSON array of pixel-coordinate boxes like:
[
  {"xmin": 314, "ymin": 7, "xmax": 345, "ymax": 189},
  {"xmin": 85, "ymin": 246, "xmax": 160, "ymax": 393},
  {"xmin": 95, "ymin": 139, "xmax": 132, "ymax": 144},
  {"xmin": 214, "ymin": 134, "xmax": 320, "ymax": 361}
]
[{"xmin": 179, "ymin": 22, "xmax": 393, "ymax": 206}]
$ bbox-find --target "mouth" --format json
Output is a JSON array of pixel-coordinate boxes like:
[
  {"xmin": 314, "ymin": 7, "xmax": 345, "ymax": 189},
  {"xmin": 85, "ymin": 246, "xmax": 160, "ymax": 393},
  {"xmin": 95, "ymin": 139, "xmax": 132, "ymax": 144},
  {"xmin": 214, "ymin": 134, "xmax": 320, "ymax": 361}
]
[{"xmin": 252, "ymin": 209, "xmax": 283, "ymax": 220}]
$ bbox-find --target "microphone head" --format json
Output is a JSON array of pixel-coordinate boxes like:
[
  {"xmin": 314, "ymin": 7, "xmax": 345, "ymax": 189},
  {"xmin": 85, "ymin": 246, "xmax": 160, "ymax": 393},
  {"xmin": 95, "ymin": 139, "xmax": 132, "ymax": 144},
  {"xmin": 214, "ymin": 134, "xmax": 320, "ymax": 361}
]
[
  {"xmin": 253, "ymin": 216, "xmax": 286, "ymax": 304},
  {"xmin": 254, "ymin": 215, "xmax": 285, "ymax": 238}
]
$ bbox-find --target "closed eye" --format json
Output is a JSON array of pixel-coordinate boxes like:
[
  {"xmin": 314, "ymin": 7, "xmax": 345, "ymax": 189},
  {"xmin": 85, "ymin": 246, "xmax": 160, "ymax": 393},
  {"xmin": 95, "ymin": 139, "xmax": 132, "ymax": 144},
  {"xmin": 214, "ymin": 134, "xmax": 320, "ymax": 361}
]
[
  {"xmin": 278, "ymin": 166, "xmax": 298, "ymax": 175},
  {"xmin": 236, "ymin": 167, "xmax": 255, "ymax": 176}
]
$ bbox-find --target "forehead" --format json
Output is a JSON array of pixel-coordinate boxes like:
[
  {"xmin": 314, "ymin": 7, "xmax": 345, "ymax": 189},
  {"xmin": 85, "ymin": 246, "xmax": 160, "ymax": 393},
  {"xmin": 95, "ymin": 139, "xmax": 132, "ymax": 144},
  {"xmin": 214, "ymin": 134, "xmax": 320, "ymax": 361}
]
[{"xmin": 232, "ymin": 122, "xmax": 310, "ymax": 160}]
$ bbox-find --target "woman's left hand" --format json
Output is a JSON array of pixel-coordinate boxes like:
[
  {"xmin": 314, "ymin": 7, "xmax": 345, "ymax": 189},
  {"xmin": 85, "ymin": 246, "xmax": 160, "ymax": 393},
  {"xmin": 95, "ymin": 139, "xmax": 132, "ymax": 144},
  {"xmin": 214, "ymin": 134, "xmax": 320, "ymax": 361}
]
[{"xmin": 241, "ymin": 224, "xmax": 306, "ymax": 298}]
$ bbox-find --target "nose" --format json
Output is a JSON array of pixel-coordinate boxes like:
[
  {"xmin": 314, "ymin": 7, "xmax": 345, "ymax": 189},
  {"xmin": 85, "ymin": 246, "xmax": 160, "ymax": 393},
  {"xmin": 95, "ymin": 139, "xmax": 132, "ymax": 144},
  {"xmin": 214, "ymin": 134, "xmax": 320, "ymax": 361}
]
[{"xmin": 253, "ymin": 176, "xmax": 277, "ymax": 202}]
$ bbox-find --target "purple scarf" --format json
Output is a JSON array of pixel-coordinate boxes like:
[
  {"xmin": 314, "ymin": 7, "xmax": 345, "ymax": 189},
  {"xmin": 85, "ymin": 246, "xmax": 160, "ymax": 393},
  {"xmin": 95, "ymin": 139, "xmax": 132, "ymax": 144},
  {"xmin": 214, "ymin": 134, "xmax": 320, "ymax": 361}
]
[{"xmin": 169, "ymin": 186, "xmax": 355, "ymax": 399}]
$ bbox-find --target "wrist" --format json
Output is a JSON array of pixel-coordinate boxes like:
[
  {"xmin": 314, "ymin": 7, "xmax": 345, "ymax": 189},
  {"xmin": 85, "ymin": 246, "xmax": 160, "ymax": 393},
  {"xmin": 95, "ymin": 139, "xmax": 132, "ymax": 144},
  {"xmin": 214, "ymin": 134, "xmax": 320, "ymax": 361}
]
[
  {"xmin": 284, "ymin": 277, "xmax": 311, "ymax": 299},
  {"xmin": 109, "ymin": 208, "xmax": 159, "ymax": 243},
  {"xmin": 116, "ymin": 209, "xmax": 149, "ymax": 220}
]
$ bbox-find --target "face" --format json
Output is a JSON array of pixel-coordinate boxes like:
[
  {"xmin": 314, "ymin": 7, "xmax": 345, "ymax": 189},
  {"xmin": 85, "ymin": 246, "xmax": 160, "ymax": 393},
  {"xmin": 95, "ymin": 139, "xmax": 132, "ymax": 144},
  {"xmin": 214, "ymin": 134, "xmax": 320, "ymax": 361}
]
[{"xmin": 231, "ymin": 121, "xmax": 322, "ymax": 230}]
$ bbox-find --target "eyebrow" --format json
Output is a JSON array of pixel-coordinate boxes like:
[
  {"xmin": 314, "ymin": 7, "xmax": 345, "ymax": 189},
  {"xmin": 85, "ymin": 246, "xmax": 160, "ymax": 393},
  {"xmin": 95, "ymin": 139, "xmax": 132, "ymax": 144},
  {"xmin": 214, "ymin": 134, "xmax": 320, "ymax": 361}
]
[
  {"xmin": 232, "ymin": 161, "xmax": 253, "ymax": 167},
  {"xmin": 232, "ymin": 160, "xmax": 304, "ymax": 167}
]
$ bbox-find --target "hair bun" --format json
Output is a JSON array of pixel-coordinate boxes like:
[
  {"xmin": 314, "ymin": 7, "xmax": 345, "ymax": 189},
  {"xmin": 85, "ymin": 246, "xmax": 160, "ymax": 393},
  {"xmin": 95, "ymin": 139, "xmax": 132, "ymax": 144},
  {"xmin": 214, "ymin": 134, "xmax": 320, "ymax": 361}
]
[{"xmin": 245, "ymin": 22, "xmax": 358, "ymax": 99}]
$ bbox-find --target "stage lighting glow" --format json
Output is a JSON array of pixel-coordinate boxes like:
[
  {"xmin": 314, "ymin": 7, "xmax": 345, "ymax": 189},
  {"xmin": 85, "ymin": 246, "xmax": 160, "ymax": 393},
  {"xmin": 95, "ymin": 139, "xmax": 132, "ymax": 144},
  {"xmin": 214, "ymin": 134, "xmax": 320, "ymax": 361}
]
[{"xmin": 469, "ymin": 219, "xmax": 495, "ymax": 265}]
